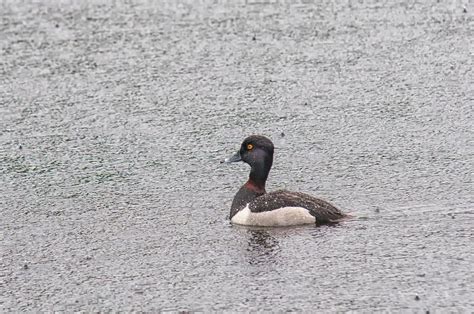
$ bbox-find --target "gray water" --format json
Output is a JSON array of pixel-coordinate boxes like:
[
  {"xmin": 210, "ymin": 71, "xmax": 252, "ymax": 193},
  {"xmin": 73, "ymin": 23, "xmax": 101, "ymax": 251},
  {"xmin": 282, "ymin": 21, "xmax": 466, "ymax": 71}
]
[{"xmin": 1, "ymin": 0, "xmax": 473, "ymax": 312}]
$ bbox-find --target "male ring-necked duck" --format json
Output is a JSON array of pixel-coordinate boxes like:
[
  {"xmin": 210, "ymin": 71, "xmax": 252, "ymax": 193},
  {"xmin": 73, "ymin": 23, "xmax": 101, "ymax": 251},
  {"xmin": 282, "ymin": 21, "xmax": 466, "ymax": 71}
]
[{"xmin": 223, "ymin": 135, "xmax": 347, "ymax": 226}]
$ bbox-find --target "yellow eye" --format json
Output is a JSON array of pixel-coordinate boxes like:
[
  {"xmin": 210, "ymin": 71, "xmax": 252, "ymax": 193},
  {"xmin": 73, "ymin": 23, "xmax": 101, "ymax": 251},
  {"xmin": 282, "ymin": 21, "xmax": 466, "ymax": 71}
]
[{"xmin": 246, "ymin": 143, "xmax": 254, "ymax": 150}]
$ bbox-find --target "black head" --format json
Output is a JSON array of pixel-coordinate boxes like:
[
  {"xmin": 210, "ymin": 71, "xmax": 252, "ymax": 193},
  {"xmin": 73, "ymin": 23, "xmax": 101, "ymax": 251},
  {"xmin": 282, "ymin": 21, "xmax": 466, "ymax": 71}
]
[
  {"xmin": 223, "ymin": 135, "xmax": 274, "ymax": 165},
  {"xmin": 223, "ymin": 135, "xmax": 274, "ymax": 187},
  {"xmin": 238, "ymin": 135, "xmax": 274, "ymax": 166}
]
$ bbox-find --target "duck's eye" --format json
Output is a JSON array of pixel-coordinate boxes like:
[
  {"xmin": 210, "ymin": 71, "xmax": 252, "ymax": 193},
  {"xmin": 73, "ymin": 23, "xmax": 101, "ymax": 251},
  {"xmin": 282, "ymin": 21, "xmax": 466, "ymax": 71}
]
[{"xmin": 246, "ymin": 143, "xmax": 254, "ymax": 150}]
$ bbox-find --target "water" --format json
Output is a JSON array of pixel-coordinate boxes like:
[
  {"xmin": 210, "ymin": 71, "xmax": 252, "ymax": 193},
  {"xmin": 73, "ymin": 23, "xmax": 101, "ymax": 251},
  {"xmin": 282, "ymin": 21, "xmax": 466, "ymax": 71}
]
[{"xmin": 1, "ymin": 0, "xmax": 473, "ymax": 311}]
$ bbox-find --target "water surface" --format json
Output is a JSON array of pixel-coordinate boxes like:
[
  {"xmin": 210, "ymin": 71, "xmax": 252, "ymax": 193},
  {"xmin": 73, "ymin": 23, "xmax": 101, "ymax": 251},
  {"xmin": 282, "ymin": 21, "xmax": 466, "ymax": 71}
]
[{"xmin": 1, "ymin": 1, "xmax": 473, "ymax": 311}]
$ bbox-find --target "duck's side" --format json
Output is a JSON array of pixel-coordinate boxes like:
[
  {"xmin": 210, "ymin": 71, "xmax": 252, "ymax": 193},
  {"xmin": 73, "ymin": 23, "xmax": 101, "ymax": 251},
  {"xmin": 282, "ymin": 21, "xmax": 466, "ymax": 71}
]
[{"xmin": 231, "ymin": 190, "xmax": 345, "ymax": 227}]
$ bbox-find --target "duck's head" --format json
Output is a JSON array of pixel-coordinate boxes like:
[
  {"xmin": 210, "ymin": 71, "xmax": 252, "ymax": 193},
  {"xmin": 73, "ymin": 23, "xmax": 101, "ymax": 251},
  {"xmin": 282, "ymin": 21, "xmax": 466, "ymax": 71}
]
[
  {"xmin": 223, "ymin": 135, "xmax": 274, "ymax": 186},
  {"xmin": 224, "ymin": 135, "xmax": 274, "ymax": 165}
]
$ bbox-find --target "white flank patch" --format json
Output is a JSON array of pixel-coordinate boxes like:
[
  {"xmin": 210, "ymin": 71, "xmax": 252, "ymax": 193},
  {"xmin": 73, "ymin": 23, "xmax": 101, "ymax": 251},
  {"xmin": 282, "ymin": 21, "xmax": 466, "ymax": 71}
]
[{"xmin": 231, "ymin": 204, "xmax": 316, "ymax": 227}]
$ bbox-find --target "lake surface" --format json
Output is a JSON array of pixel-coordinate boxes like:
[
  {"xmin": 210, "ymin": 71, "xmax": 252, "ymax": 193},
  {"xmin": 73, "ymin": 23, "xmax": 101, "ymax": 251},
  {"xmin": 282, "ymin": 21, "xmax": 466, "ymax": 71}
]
[{"xmin": 1, "ymin": 0, "xmax": 473, "ymax": 311}]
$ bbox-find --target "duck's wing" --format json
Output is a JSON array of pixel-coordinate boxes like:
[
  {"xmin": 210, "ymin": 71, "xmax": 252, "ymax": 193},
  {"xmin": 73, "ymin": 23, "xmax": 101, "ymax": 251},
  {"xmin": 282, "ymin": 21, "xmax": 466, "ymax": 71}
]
[{"xmin": 249, "ymin": 189, "xmax": 347, "ymax": 224}]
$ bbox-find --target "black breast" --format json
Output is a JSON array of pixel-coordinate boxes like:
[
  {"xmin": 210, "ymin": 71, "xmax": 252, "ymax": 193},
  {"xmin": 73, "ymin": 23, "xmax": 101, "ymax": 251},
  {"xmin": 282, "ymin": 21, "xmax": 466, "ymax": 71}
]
[{"xmin": 230, "ymin": 185, "xmax": 265, "ymax": 219}]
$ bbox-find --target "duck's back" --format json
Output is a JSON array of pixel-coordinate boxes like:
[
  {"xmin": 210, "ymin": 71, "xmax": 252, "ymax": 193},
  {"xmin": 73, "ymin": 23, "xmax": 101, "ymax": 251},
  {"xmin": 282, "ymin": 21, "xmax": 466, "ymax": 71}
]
[{"xmin": 231, "ymin": 189, "xmax": 346, "ymax": 227}]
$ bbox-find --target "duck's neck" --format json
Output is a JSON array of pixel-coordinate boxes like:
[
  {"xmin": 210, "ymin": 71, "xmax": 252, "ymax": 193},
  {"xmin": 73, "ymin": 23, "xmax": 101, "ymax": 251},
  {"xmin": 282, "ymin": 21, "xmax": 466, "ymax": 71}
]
[
  {"xmin": 249, "ymin": 154, "xmax": 273, "ymax": 187},
  {"xmin": 248, "ymin": 161, "xmax": 271, "ymax": 190},
  {"xmin": 230, "ymin": 159, "xmax": 272, "ymax": 218}
]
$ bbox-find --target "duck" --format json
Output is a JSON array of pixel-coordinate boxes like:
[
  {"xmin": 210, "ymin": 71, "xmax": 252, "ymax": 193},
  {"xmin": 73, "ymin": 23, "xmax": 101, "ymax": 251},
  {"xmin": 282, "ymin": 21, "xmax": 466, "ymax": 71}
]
[{"xmin": 222, "ymin": 135, "xmax": 347, "ymax": 227}]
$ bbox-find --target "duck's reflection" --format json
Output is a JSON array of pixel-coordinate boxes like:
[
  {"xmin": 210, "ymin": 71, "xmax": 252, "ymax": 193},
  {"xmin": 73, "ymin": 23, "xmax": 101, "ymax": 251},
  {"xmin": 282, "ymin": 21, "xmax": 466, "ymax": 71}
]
[
  {"xmin": 245, "ymin": 228, "xmax": 281, "ymax": 266},
  {"xmin": 235, "ymin": 224, "xmax": 335, "ymax": 266}
]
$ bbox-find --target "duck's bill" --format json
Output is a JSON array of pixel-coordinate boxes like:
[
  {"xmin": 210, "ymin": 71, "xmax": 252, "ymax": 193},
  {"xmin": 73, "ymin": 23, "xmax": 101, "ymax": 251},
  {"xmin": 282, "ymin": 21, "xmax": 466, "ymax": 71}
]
[{"xmin": 222, "ymin": 151, "xmax": 242, "ymax": 163}]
